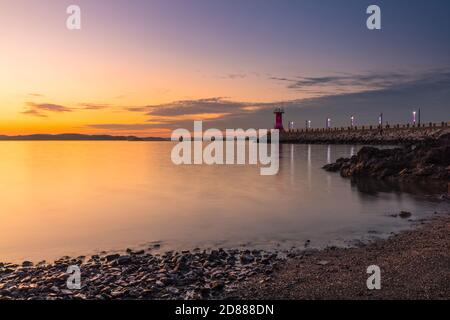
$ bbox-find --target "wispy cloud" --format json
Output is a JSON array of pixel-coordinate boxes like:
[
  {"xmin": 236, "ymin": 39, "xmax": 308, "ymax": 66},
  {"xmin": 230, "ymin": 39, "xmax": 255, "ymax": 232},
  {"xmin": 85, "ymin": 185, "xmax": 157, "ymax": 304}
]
[
  {"xmin": 146, "ymin": 97, "xmax": 256, "ymax": 117},
  {"xmin": 125, "ymin": 106, "xmax": 151, "ymax": 112},
  {"xmin": 270, "ymin": 69, "xmax": 450, "ymax": 97},
  {"xmin": 218, "ymin": 73, "xmax": 247, "ymax": 80},
  {"xmin": 86, "ymin": 123, "xmax": 161, "ymax": 131},
  {"xmin": 24, "ymin": 68, "xmax": 450, "ymax": 134},
  {"xmin": 21, "ymin": 109, "xmax": 48, "ymax": 118},
  {"xmin": 21, "ymin": 101, "xmax": 116, "ymax": 116},
  {"xmin": 79, "ymin": 103, "xmax": 111, "ymax": 110},
  {"xmin": 22, "ymin": 102, "xmax": 73, "ymax": 117}
]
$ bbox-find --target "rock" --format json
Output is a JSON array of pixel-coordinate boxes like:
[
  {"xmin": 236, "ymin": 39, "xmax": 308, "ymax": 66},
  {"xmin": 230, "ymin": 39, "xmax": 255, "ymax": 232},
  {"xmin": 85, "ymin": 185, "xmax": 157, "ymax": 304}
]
[
  {"xmin": 399, "ymin": 211, "xmax": 412, "ymax": 219},
  {"xmin": 323, "ymin": 138, "xmax": 450, "ymax": 190},
  {"xmin": 111, "ymin": 290, "xmax": 124, "ymax": 298},
  {"xmin": 22, "ymin": 261, "xmax": 33, "ymax": 267},
  {"xmin": 166, "ymin": 287, "xmax": 179, "ymax": 294},
  {"xmin": 105, "ymin": 254, "xmax": 120, "ymax": 262},
  {"xmin": 211, "ymin": 281, "xmax": 225, "ymax": 291},
  {"xmin": 323, "ymin": 158, "xmax": 348, "ymax": 172},
  {"xmin": 0, "ymin": 246, "xmax": 288, "ymax": 300},
  {"xmin": 304, "ymin": 239, "xmax": 311, "ymax": 248},
  {"xmin": 50, "ymin": 286, "xmax": 60, "ymax": 293},
  {"xmin": 117, "ymin": 256, "xmax": 132, "ymax": 265},
  {"xmin": 126, "ymin": 249, "xmax": 145, "ymax": 255},
  {"xmin": 317, "ymin": 260, "xmax": 330, "ymax": 266},
  {"xmin": 239, "ymin": 254, "xmax": 255, "ymax": 265},
  {"xmin": 60, "ymin": 289, "xmax": 73, "ymax": 295}
]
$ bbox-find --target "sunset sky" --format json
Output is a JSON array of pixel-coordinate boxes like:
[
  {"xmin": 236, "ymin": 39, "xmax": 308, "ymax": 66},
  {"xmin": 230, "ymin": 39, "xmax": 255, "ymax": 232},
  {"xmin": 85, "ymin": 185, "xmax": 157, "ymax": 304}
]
[{"xmin": 1, "ymin": 0, "xmax": 449, "ymax": 137}]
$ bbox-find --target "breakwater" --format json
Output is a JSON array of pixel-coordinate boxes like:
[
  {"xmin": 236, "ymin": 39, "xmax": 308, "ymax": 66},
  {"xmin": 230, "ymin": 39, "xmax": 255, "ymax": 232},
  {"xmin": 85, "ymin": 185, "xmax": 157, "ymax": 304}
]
[{"xmin": 280, "ymin": 122, "xmax": 450, "ymax": 144}]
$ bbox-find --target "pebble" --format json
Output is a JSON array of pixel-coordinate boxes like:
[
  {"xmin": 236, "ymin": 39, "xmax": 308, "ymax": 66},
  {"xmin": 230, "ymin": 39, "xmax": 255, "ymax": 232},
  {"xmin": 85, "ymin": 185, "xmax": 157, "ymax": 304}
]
[{"xmin": 0, "ymin": 248, "xmax": 281, "ymax": 300}]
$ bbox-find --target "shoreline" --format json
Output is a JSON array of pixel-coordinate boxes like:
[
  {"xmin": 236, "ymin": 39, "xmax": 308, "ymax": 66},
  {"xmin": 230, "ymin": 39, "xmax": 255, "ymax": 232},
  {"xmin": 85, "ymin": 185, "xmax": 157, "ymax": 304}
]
[
  {"xmin": 1, "ymin": 211, "xmax": 449, "ymax": 300},
  {"xmin": 233, "ymin": 213, "xmax": 450, "ymax": 300}
]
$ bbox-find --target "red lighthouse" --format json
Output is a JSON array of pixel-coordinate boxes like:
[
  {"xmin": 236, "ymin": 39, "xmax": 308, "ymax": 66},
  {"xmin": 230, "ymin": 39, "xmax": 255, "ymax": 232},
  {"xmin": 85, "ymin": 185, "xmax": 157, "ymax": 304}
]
[{"xmin": 274, "ymin": 107, "xmax": 285, "ymax": 130}]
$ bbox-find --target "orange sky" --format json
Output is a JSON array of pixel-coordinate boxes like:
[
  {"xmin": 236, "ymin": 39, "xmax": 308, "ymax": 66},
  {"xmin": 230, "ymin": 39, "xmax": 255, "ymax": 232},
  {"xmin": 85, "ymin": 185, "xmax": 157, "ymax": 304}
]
[
  {"xmin": 2, "ymin": 1, "xmax": 449, "ymax": 137},
  {"xmin": 0, "ymin": 1, "xmax": 303, "ymax": 137}
]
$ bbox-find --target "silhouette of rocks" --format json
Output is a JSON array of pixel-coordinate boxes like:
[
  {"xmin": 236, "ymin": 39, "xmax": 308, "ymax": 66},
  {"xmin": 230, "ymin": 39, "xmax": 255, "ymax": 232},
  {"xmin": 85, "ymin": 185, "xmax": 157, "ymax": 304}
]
[{"xmin": 323, "ymin": 133, "xmax": 450, "ymax": 190}]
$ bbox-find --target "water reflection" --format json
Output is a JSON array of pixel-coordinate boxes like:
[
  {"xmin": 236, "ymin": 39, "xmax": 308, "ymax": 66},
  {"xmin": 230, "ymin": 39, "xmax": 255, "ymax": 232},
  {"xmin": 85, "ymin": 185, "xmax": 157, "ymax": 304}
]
[
  {"xmin": 350, "ymin": 178, "xmax": 446, "ymax": 196},
  {"xmin": 327, "ymin": 145, "xmax": 331, "ymax": 164},
  {"xmin": 290, "ymin": 144, "xmax": 295, "ymax": 185},
  {"xmin": 307, "ymin": 144, "xmax": 312, "ymax": 188},
  {"xmin": 0, "ymin": 141, "xmax": 444, "ymax": 263}
]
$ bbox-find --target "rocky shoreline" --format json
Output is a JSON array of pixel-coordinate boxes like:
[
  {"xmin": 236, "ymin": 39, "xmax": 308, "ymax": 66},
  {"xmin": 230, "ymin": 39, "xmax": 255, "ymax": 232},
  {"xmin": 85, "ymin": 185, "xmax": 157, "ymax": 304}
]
[
  {"xmin": 1, "ymin": 209, "xmax": 449, "ymax": 300},
  {"xmin": 323, "ymin": 133, "xmax": 450, "ymax": 191},
  {"xmin": 2, "ymin": 211, "xmax": 448, "ymax": 300},
  {"xmin": 0, "ymin": 248, "xmax": 282, "ymax": 300}
]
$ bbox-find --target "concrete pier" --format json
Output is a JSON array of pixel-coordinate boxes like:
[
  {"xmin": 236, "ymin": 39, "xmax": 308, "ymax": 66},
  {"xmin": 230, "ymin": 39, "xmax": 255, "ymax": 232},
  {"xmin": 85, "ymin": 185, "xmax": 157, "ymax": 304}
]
[{"xmin": 278, "ymin": 122, "xmax": 450, "ymax": 144}]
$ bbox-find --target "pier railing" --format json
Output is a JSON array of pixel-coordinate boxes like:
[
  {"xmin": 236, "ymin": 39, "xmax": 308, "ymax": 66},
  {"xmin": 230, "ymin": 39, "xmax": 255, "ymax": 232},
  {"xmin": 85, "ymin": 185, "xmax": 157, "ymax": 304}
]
[
  {"xmin": 274, "ymin": 121, "xmax": 450, "ymax": 144},
  {"xmin": 283, "ymin": 121, "xmax": 449, "ymax": 134}
]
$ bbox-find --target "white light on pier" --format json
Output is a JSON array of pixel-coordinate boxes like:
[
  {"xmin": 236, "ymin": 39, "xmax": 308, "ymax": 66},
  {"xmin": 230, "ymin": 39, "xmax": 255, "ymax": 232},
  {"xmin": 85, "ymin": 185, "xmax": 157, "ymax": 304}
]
[{"xmin": 289, "ymin": 121, "xmax": 294, "ymax": 130}]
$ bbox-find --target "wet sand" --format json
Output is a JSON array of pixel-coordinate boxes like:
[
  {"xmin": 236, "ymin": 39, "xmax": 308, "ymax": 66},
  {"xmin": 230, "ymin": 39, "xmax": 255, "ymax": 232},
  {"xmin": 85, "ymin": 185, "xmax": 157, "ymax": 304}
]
[{"xmin": 233, "ymin": 214, "xmax": 450, "ymax": 300}]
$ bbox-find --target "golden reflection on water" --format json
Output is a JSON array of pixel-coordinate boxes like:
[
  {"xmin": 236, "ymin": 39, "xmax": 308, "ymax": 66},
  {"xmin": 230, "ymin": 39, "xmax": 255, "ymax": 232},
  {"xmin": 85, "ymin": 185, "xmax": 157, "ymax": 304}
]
[{"xmin": 0, "ymin": 141, "xmax": 439, "ymax": 263}]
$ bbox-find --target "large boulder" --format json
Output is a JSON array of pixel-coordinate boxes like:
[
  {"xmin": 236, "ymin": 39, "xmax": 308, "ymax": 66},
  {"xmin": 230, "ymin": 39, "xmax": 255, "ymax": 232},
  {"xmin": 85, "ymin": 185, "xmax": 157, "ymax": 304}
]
[{"xmin": 324, "ymin": 139, "xmax": 450, "ymax": 189}]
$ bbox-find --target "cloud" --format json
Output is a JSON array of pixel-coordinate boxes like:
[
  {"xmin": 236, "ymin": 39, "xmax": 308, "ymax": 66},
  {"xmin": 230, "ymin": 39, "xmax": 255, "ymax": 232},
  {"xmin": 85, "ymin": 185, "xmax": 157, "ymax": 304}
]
[
  {"xmin": 126, "ymin": 106, "xmax": 151, "ymax": 112},
  {"xmin": 219, "ymin": 73, "xmax": 247, "ymax": 80},
  {"xmin": 93, "ymin": 68, "xmax": 449, "ymax": 132},
  {"xmin": 146, "ymin": 97, "xmax": 257, "ymax": 117},
  {"xmin": 22, "ymin": 101, "xmax": 116, "ymax": 116},
  {"xmin": 136, "ymin": 68, "xmax": 450, "ymax": 131},
  {"xmin": 86, "ymin": 123, "xmax": 162, "ymax": 131},
  {"xmin": 84, "ymin": 68, "xmax": 450, "ymax": 136},
  {"xmin": 21, "ymin": 109, "xmax": 48, "ymax": 117},
  {"xmin": 79, "ymin": 103, "xmax": 111, "ymax": 110},
  {"xmin": 22, "ymin": 102, "xmax": 73, "ymax": 117},
  {"xmin": 23, "ymin": 68, "xmax": 450, "ymax": 135},
  {"xmin": 270, "ymin": 69, "xmax": 450, "ymax": 97},
  {"xmin": 26, "ymin": 102, "xmax": 72, "ymax": 112},
  {"xmin": 244, "ymin": 68, "xmax": 450, "ymax": 129}
]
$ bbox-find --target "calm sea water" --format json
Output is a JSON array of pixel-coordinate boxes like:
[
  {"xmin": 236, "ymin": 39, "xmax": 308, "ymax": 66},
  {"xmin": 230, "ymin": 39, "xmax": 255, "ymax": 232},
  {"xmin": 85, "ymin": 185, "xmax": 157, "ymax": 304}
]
[{"xmin": 0, "ymin": 141, "xmax": 447, "ymax": 263}]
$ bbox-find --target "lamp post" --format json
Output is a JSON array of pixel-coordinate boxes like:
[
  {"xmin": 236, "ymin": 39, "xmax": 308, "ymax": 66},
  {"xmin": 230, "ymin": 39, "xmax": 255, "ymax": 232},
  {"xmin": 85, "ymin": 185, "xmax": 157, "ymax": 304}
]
[
  {"xmin": 350, "ymin": 115, "xmax": 355, "ymax": 128},
  {"xmin": 379, "ymin": 113, "xmax": 383, "ymax": 126},
  {"xmin": 413, "ymin": 111, "xmax": 417, "ymax": 125},
  {"xmin": 326, "ymin": 118, "xmax": 331, "ymax": 129},
  {"xmin": 289, "ymin": 121, "xmax": 294, "ymax": 130},
  {"xmin": 306, "ymin": 120, "xmax": 311, "ymax": 129}
]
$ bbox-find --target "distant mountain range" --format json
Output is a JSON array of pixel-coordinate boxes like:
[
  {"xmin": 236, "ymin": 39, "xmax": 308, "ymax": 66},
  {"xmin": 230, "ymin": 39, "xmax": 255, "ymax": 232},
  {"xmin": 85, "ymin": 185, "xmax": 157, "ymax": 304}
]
[{"xmin": 0, "ymin": 134, "xmax": 169, "ymax": 141}]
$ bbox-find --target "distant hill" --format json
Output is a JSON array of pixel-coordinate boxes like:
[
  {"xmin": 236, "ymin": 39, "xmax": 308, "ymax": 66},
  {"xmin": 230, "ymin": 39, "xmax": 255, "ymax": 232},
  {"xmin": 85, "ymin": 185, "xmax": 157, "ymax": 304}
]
[{"xmin": 0, "ymin": 134, "xmax": 169, "ymax": 141}]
